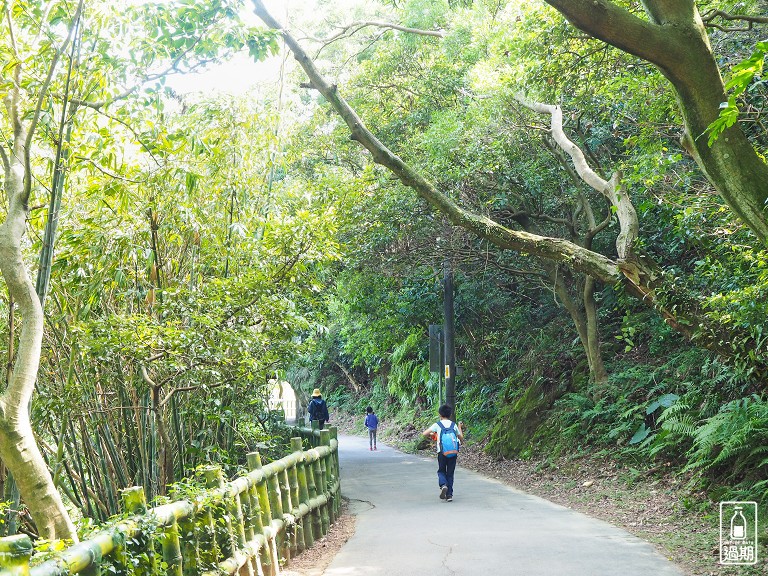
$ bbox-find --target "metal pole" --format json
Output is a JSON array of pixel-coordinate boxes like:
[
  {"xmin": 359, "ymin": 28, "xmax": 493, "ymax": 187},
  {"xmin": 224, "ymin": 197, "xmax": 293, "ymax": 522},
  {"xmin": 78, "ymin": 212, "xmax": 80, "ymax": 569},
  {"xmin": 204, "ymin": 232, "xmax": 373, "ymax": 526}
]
[
  {"xmin": 443, "ymin": 259, "xmax": 456, "ymax": 417},
  {"xmin": 438, "ymin": 330, "xmax": 443, "ymax": 406}
]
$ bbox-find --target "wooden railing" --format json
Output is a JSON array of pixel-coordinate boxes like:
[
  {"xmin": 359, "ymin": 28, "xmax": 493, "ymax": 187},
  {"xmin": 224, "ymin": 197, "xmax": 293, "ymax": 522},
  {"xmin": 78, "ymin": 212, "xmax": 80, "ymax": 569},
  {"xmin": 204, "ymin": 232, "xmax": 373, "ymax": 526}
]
[{"xmin": 0, "ymin": 426, "xmax": 340, "ymax": 576}]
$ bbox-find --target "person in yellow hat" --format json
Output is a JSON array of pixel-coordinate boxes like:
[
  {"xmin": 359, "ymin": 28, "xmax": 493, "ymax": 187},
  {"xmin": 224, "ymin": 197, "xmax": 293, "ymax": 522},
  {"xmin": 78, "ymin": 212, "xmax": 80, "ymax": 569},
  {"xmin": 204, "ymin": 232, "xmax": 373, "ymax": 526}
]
[{"xmin": 307, "ymin": 388, "xmax": 330, "ymax": 429}]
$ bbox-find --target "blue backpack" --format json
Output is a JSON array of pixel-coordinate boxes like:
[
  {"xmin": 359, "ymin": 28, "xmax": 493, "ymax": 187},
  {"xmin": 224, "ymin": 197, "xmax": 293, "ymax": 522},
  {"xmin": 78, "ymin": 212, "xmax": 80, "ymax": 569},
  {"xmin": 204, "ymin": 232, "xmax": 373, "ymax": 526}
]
[{"xmin": 437, "ymin": 421, "xmax": 459, "ymax": 457}]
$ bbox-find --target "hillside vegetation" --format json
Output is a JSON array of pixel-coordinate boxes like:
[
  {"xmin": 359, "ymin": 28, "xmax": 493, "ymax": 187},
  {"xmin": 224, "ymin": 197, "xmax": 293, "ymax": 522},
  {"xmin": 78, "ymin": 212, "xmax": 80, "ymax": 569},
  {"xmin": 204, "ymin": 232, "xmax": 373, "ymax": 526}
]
[{"xmin": 0, "ymin": 1, "xmax": 766, "ymax": 563}]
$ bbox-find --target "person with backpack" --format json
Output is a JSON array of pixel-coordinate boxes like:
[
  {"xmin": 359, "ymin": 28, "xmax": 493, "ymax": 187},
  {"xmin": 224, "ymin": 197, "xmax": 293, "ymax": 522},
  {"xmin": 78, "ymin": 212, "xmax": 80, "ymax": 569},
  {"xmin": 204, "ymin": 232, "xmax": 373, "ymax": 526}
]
[
  {"xmin": 422, "ymin": 404, "xmax": 464, "ymax": 502},
  {"xmin": 307, "ymin": 389, "xmax": 330, "ymax": 429},
  {"xmin": 364, "ymin": 406, "xmax": 379, "ymax": 451}
]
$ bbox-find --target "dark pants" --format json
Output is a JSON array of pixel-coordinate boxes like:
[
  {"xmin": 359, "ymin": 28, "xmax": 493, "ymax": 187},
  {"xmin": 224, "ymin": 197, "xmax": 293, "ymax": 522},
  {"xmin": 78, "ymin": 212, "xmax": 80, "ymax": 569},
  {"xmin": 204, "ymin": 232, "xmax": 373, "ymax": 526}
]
[
  {"xmin": 313, "ymin": 419, "xmax": 325, "ymax": 430},
  {"xmin": 437, "ymin": 453, "xmax": 457, "ymax": 496}
]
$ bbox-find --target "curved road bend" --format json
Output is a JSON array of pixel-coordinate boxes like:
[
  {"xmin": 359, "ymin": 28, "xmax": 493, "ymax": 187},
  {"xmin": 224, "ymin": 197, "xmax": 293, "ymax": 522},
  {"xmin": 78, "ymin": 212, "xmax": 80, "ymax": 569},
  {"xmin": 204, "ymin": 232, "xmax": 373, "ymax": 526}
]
[{"xmin": 322, "ymin": 434, "xmax": 683, "ymax": 576}]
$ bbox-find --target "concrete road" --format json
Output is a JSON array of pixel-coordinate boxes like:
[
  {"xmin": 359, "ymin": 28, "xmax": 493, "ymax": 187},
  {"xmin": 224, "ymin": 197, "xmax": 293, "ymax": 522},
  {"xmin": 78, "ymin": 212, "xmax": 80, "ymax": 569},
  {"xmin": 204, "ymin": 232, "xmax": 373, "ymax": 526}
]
[{"xmin": 323, "ymin": 434, "xmax": 683, "ymax": 576}]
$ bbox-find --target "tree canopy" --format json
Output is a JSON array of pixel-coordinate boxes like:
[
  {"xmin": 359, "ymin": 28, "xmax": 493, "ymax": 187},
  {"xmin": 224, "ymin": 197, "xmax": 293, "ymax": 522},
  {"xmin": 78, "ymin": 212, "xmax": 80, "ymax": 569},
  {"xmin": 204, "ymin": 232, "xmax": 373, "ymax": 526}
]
[{"xmin": 1, "ymin": 0, "xmax": 767, "ymax": 543}]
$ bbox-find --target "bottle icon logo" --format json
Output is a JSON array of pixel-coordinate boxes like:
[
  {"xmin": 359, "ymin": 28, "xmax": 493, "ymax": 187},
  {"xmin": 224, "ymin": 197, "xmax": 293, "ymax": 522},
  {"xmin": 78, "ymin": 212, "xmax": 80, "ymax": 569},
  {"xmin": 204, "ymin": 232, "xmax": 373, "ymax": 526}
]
[
  {"xmin": 730, "ymin": 506, "xmax": 747, "ymax": 540},
  {"xmin": 720, "ymin": 501, "xmax": 758, "ymax": 565}
]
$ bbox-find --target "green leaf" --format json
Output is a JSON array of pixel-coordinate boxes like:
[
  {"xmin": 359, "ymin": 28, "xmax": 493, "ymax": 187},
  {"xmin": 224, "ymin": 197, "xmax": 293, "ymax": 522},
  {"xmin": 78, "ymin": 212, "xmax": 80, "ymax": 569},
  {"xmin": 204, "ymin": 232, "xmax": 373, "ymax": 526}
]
[
  {"xmin": 629, "ymin": 423, "xmax": 650, "ymax": 445},
  {"xmin": 646, "ymin": 393, "xmax": 679, "ymax": 415}
]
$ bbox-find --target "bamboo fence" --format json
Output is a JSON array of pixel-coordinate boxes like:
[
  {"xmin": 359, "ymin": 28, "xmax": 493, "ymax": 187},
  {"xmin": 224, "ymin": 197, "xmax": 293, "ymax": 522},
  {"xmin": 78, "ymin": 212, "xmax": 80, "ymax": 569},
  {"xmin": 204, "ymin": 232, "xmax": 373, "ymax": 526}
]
[{"xmin": 0, "ymin": 425, "xmax": 340, "ymax": 576}]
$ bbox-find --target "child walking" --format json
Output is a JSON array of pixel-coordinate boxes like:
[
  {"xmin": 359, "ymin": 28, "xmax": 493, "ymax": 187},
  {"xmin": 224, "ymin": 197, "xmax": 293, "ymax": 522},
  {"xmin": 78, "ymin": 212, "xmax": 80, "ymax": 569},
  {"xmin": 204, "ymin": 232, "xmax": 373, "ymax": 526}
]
[
  {"xmin": 365, "ymin": 406, "xmax": 379, "ymax": 451},
  {"xmin": 422, "ymin": 404, "xmax": 464, "ymax": 502}
]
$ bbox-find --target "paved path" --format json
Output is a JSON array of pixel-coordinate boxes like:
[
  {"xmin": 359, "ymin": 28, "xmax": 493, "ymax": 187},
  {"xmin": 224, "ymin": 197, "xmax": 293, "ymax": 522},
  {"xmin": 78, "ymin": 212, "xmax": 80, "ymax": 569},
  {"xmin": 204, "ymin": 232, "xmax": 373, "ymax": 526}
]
[{"xmin": 322, "ymin": 434, "xmax": 683, "ymax": 576}]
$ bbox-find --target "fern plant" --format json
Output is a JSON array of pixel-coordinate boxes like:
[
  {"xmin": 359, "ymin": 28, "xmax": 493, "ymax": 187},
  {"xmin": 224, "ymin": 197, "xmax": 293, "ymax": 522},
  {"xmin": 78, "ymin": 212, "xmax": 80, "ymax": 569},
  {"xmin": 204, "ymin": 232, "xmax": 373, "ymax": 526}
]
[
  {"xmin": 684, "ymin": 395, "xmax": 768, "ymax": 480},
  {"xmin": 388, "ymin": 332, "xmax": 431, "ymax": 403}
]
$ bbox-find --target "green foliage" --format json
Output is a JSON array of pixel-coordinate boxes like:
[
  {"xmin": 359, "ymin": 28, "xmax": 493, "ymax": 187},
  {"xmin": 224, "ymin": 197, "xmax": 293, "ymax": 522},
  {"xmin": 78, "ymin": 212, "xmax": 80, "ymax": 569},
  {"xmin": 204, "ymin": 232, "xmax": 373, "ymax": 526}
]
[
  {"xmin": 355, "ymin": 378, "xmax": 393, "ymax": 415},
  {"xmin": 706, "ymin": 41, "xmax": 767, "ymax": 146},
  {"xmin": 547, "ymin": 348, "xmax": 727, "ymax": 454},
  {"xmin": 486, "ymin": 378, "xmax": 557, "ymax": 459},
  {"xmin": 629, "ymin": 393, "xmax": 679, "ymax": 445},
  {"xmin": 388, "ymin": 332, "xmax": 432, "ymax": 401},
  {"xmin": 662, "ymin": 395, "xmax": 768, "ymax": 482},
  {"xmin": 2, "ymin": 0, "xmax": 768, "ymax": 537}
]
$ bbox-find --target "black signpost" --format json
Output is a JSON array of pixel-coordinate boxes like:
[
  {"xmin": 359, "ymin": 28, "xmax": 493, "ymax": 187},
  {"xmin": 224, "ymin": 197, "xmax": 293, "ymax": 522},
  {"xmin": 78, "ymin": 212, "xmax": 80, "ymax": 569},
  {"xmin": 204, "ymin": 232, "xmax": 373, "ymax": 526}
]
[
  {"xmin": 429, "ymin": 324, "xmax": 443, "ymax": 405},
  {"xmin": 443, "ymin": 259, "xmax": 456, "ymax": 417},
  {"xmin": 429, "ymin": 260, "xmax": 457, "ymax": 417}
]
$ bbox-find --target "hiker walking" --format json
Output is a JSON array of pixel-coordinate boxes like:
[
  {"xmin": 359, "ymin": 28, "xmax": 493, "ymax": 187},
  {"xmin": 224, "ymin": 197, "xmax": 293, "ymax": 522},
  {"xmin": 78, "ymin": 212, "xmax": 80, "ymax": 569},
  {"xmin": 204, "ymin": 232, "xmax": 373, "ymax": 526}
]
[
  {"xmin": 307, "ymin": 389, "xmax": 330, "ymax": 429},
  {"xmin": 422, "ymin": 404, "xmax": 464, "ymax": 502},
  {"xmin": 365, "ymin": 406, "xmax": 379, "ymax": 451}
]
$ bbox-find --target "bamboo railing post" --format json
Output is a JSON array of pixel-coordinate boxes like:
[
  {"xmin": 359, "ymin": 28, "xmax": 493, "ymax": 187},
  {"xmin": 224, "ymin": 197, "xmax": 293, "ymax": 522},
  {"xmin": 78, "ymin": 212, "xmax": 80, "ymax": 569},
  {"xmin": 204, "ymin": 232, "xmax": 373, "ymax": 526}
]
[
  {"xmin": 318, "ymin": 429, "xmax": 336, "ymax": 524},
  {"xmin": 227, "ymin": 481, "xmax": 253, "ymax": 576},
  {"xmin": 312, "ymin": 455, "xmax": 329, "ymax": 536},
  {"xmin": 244, "ymin": 455, "xmax": 266, "ymax": 541},
  {"xmin": 328, "ymin": 426, "xmax": 340, "ymax": 518},
  {"xmin": 278, "ymin": 461, "xmax": 295, "ymax": 560},
  {"xmin": 230, "ymin": 486, "xmax": 248, "ymax": 548},
  {"xmin": 266, "ymin": 466, "xmax": 286, "ymax": 564},
  {"xmin": 288, "ymin": 439, "xmax": 302, "ymax": 506},
  {"xmin": 236, "ymin": 485, "xmax": 258, "ymax": 576},
  {"xmin": 160, "ymin": 519, "xmax": 183, "ymax": 576},
  {"xmin": 317, "ymin": 431, "xmax": 329, "ymax": 530},
  {"xmin": 178, "ymin": 515, "xmax": 200, "ymax": 576},
  {"xmin": 121, "ymin": 486, "xmax": 157, "ymax": 576},
  {"xmin": 203, "ymin": 467, "xmax": 235, "ymax": 561},
  {"xmin": 279, "ymin": 468, "xmax": 292, "ymax": 518},
  {"xmin": 196, "ymin": 480, "xmax": 220, "ymax": 570},
  {"xmin": 309, "ymin": 420, "xmax": 319, "ymax": 446},
  {"xmin": 294, "ymin": 443, "xmax": 313, "ymax": 550},
  {"xmin": 247, "ymin": 452, "xmax": 277, "ymax": 576},
  {"xmin": 288, "ymin": 438, "xmax": 305, "ymax": 554},
  {"xmin": 247, "ymin": 454, "xmax": 272, "ymax": 532},
  {"xmin": 244, "ymin": 455, "xmax": 265, "ymax": 531},
  {"xmin": 121, "ymin": 485, "xmax": 147, "ymax": 514},
  {"xmin": 305, "ymin": 454, "xmax": 323, "ymax": 542},
  {"xmin": 0, "ymin": 534, "xmax": 33, "ymax": 576},
  {"xmin": 240, "ymin": 486, "xmax": 256, "ymax": 543}
]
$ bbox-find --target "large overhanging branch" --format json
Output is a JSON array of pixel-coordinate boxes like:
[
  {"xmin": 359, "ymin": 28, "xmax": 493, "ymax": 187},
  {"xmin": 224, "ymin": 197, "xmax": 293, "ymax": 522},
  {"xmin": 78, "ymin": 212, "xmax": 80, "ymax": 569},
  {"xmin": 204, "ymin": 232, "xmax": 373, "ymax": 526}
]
[
  {"xmin": 309, "ymin": 20, "xmax": 445, "ymax": 49},
  {"xmin": 251, "ymin": 0, "xmax": 763, "ymax": 371},
  {"xmin": 545, "ymin": 0, "xmax": 768, "ymax": 246},
  {"xmin": 701, "ymin": 9, "xmax": 768, "ymax": 32},
  {"xmin": 516, "ymin": 95, "xmax": 638, "ymax": 261},
  {"xmin": 543, "ymin": 0, "xmax": 671, "ymax": 68},
  {"xmin": 251, "ymin": 0, "xmax": 623, "ymax": 288}
]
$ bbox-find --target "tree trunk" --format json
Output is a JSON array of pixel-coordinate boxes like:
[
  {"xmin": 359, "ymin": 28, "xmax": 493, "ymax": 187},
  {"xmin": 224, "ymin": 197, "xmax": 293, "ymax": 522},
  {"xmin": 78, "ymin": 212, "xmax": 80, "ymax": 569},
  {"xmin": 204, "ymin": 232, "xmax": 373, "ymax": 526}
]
[
  {"xmin": 334, "ymin": 361, "xmax": 360, "ymax": 393},
  {"xmin": 0, "ymin": 0, "xmax": 83, "ymax": 541},
  {"xmin": 0, "ymin": 149, "xmax": 77, "ymax": 541},
  {"xmin": 544, "ymin": 0, "xmax": 768, "ymax": 244},
  {"xmin": 546, "ymin": 265, "xmax": 609, "ymax": 384},
  {"xmin": 142, "ymin": 367, "xmax": 174, "ymax": 496},
  {"xmin": 582, "ymin": 276, "xmax": 608, "ymax": 384}
]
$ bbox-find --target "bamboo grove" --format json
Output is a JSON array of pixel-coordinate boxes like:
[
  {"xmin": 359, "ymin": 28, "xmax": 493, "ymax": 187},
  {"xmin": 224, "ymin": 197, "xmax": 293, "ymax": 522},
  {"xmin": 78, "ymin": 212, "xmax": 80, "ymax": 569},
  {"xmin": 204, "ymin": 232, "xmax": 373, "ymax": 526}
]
[{"xmin": 1, "ymin": 0, "xmax": 337, "ymax": 539}]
